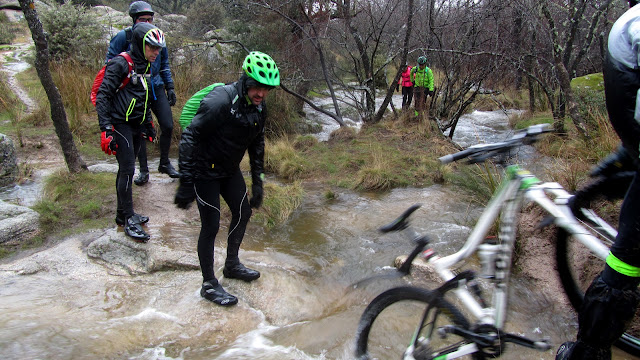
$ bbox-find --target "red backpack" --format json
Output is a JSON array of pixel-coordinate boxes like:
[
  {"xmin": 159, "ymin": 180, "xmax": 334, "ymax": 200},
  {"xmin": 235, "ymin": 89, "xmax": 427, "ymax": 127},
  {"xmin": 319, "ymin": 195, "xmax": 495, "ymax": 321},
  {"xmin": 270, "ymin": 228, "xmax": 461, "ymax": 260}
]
[{"xmin": 90, "ymin": 52, "xmax": 134, "ymax": 106}]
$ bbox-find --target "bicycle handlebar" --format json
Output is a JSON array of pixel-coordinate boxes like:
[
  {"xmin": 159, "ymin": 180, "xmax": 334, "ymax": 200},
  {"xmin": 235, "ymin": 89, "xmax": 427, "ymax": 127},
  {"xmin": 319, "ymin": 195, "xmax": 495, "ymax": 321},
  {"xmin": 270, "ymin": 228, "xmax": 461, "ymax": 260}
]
[
  {"xmin": 379, "ymin": 204, "xmax": 422, "ymax": 233},
  {"xmin": 439, "ymin": 124, "xmax": 553, "ymax": 164}
]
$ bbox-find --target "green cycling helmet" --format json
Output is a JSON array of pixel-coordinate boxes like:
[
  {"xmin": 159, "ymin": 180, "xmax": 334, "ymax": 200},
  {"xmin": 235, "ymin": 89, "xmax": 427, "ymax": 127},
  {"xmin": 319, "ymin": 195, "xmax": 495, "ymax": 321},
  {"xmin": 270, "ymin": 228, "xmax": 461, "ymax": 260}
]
[
  {"xmin": 242, "ymin": 51, "xmax": 280, "ymax": 87},
  {"xmin": 417, "ymin": 56, "xmax": 427, "ymax": 65}
]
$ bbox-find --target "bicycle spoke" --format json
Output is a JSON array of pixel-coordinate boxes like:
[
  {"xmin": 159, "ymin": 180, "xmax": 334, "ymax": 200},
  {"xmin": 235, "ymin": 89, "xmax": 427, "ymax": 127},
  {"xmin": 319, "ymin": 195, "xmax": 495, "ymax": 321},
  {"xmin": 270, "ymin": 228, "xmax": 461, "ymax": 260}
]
[{"xmin": 355, "ymin": 287, "xmax": 471, "ymax": 360}]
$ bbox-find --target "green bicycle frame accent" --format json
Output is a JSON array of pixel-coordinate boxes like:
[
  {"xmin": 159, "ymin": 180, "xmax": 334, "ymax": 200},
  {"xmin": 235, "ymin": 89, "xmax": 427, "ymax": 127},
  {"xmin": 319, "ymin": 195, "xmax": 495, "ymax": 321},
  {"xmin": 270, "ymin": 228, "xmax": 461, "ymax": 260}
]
[{"xmin": 505, "ymin": 165, "xmax": 541, "ymax": 189}]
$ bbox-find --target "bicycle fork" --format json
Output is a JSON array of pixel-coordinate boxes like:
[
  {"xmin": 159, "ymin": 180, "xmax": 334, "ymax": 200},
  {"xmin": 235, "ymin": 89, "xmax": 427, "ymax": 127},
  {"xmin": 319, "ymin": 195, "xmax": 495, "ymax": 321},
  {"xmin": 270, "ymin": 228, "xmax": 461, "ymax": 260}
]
[{"xmin": 411, "ymin": 272, "xmax": 551, "ymax": 359}]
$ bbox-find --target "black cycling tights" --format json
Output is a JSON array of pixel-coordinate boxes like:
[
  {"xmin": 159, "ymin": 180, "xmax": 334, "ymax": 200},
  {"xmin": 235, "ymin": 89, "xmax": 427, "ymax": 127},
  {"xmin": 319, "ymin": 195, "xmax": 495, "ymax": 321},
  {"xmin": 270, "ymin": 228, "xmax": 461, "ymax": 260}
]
[
  {"xmin": 113, "ymin": 124, "xmax": 142, "ymax": 218},
  {"xmin": 138, "ymin": 84, "xmax": 174, "ymax": 171},
  {"xmin": 194, "ymin": 169, "xmax": 252, "ymax": 283}
]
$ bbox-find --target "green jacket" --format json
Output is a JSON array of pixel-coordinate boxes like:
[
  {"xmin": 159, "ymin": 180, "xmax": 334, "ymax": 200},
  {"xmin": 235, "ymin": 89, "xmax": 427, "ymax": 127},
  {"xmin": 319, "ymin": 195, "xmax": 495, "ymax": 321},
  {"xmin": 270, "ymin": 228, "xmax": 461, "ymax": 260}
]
[{"xmin": 411, "ymin": 65, "xmax": 434, "ymax": 90}]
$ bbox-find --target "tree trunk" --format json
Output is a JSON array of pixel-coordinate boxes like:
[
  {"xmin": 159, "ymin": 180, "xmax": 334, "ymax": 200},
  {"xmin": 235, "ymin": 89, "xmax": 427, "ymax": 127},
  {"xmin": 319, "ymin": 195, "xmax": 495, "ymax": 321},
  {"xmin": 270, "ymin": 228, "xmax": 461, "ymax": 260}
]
[
  {"xmin": 18, "ymin": 0, "xmax": 87, "ymax": 173},
  {"xmin": 374, "ymin": 0, "xmax": 414, "ymax": 123},
  {"xmin": 540, "ymin": 1, "xmax": 588, "ymax": 139},
  {"xmin": 555, "ymin": 61, "xmax": 588, "ymax": 138}
]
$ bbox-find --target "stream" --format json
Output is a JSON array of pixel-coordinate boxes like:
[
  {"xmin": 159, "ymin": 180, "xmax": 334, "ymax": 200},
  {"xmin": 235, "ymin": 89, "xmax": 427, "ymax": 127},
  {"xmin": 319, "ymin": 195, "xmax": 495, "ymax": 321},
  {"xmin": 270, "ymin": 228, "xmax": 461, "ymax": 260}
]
[
  {"xmin": 0, "ymin": 108, "xmax": 589, "ymax": 360},
  {"xmin": 0, "ymin": 40, "xmax": 636, "ymax": 358}
]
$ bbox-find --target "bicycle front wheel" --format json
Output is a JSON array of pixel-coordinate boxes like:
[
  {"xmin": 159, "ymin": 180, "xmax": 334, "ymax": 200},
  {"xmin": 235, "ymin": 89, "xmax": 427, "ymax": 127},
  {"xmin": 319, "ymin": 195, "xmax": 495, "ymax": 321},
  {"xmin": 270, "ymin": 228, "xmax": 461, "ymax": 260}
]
[
  {"xmin": 354, "ymin": 286, "xmax": 474, "ymax": 360},
  {"xmin": 556, "ymin": 227, "xmax": 640, "ymax": 356}
]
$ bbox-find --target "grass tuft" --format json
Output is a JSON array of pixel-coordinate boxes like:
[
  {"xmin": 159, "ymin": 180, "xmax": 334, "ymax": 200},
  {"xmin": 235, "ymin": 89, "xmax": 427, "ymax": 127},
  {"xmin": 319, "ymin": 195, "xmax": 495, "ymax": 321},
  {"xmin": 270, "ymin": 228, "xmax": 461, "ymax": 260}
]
[
  {"xmin": 32, "ymin": 170, "xmax": 115, "ymax": 237},
  {"xmin": 252, "ymin": 181, "xmax": 304, "ymax": 228}
]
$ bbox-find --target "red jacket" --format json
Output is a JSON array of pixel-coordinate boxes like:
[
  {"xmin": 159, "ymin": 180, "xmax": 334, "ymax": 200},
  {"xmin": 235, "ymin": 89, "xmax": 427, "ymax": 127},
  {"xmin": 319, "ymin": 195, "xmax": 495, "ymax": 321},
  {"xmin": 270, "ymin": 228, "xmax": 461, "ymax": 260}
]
[{"xmin": 398, "ymin": 66, "xmax": 413, "ymax": 87}]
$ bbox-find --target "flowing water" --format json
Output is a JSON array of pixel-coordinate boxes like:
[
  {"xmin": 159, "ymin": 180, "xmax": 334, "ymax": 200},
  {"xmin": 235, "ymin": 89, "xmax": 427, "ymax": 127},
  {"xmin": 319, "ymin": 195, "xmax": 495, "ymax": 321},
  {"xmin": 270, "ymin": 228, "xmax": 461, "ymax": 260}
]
[{"xmin": 0, "ymin": 72, "xmax": 636, "ymax": 358}]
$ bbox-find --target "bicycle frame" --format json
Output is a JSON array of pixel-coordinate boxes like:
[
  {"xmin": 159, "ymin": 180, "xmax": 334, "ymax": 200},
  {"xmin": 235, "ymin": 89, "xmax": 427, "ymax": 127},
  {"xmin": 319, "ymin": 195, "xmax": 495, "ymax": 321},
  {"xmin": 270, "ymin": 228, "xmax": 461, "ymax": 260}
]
[
  {"xmin": 356, "ymin": 125, "xmax": 629, "ymax": 359},
  {"xmin": 424, "ymin": 164, "xmax": 613, "ymax": 336}
]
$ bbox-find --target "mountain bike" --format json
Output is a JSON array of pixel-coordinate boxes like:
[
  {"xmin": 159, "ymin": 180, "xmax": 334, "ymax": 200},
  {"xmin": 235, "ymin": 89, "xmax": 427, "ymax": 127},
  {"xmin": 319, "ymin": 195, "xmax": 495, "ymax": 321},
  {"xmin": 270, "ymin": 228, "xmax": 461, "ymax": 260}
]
[{"xmin": 354, "ymin": 124, "xmax": 640, "ymax": 359}]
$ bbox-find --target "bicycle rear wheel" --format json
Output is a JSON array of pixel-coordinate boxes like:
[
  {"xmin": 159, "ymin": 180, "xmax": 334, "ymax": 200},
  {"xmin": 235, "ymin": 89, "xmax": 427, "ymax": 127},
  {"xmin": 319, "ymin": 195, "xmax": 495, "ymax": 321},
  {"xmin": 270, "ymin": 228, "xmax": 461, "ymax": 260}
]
[
  {"xmin": 556, "ymin": 227, "xmax": 640, "ymax": 355},
  {"xmin": 354, "ymin": 286, "xmax": 475, "ymax": 360}
]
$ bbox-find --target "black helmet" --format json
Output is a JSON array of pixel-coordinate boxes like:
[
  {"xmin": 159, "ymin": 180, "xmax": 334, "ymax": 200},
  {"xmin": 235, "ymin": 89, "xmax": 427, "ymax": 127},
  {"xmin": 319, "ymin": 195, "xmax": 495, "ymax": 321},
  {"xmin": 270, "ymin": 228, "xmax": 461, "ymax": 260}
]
[{"xmin": 129, "ymin": 1, "xmax": 154, "ymax": 18}]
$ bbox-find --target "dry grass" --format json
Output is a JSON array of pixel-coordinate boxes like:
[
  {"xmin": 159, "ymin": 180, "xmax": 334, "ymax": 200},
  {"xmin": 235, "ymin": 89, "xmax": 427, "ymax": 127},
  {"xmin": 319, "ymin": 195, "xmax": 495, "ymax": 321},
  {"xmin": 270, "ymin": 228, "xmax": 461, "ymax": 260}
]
[{"xmin": 252, "ymin": 181, "xmax": 304, "ymax": 229}]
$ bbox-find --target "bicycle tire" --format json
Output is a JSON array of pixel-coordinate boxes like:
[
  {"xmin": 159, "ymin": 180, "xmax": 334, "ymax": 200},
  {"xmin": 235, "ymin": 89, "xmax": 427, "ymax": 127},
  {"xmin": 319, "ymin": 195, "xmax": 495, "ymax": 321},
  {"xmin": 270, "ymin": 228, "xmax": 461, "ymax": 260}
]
[
  {"xmin": 556, "ymin": 227, "xmax": 640, "ymax": 356},
  {"xmin": 354, "ymin": 286, "xmax": 476, "ymax": 360}
]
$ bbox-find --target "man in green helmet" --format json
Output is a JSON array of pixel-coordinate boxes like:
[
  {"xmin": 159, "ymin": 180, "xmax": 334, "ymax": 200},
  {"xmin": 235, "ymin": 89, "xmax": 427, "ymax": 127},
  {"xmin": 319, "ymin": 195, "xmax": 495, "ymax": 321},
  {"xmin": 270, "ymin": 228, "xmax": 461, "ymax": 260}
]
[
  {"xmin": 174, "ymin": 51, "xmax": 280, "ymax": 306},
  {"xmin": 411, "ymin": 56, "xmax": 434, "ymax": 116}
]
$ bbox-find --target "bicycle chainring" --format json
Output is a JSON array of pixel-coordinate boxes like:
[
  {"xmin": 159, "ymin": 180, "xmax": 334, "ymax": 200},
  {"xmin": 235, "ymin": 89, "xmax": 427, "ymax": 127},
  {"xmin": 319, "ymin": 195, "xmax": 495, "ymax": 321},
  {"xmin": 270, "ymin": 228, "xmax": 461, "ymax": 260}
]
[{"xmin": 472, "ymin": 324, "xmax": 506, "ymax": 358}]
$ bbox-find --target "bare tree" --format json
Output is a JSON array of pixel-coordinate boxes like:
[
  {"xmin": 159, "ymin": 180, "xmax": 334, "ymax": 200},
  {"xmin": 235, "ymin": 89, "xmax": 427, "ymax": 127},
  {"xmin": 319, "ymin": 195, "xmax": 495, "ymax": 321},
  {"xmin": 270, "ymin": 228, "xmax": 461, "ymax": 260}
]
[
  {"xmin": 374, "ymin": 0, "xmax": 414, "ymax": 123},
  {"xmin": 18, "ymin": 0, "xmax": 87, "ymax": 173},
  {"xmin": 414, "ymin": 0, "xmax": 510, "ymax": 139},
  {"xmin": 331, "ymin": 0, "xmax": 408, "ymax": 123},
  {"xmin": 513, "ymin": 0, "xmax": 617, "ymax": 137},
  {"xmin": 235, "ymin": 0, "xmax": 617, "ymax": 139}
]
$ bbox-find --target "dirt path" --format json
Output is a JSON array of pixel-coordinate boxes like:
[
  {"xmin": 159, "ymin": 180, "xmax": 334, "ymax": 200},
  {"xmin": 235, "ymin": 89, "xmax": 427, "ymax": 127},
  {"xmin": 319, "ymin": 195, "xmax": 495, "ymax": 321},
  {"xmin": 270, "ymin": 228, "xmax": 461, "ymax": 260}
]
[{"xmin": 517, "ymin": 206, "xmax": 573, "ymax": 310}]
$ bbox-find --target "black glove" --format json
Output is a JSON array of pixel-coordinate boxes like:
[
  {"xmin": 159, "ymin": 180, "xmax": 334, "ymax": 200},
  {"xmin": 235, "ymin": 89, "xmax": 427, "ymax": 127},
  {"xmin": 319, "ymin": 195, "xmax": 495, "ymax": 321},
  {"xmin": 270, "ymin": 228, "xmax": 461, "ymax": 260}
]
[
  {"xmin": 429, "ymin": 90, "xmax": 435, "ymax": 97},
  {"xmin": 590, "ymin": 146, "xmax": 635, "ymax": 177},
  {"xmin": 249, "ymin": 183, "xmax": 263, "ymax": 209},
  {"xmin": 166, "ymin": 87, "xmax": 177, "ymax": 107},
  {"xmin": 141, "ymin": 121, "xmax": 156, "ymax": 142},
  {"xmin": 396, "ymin": 84, "xmax": 400, "ymax": 92},
  {"xmin": 175, "ymin": 182, "xmax": 196, "ymax": 209}
]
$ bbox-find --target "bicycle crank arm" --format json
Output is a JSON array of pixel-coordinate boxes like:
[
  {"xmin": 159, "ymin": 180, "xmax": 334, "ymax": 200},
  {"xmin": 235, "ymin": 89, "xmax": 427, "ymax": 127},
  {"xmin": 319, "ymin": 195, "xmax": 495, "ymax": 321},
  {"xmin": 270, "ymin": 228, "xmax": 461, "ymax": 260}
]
[
  {"xmin": 502, "ymin": 333, "xmax": 551, "ymax": 351},
  {"xmin": 437, "ymin": 325, "xmax": 496, "ymax": 348},
  {"xmin": 438, "ymin": 326, "xmax": 551, "ymax": 352}
]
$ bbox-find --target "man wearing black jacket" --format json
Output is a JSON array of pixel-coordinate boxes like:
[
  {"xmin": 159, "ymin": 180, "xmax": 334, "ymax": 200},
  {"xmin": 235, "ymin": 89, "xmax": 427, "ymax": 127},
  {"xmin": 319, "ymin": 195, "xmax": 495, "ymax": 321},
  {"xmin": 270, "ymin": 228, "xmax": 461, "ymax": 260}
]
[
  {"xmin": 174, "ymin": 51, "xmax": 280, "ymax": 306},
  {"xmin": 96, "ymin": 23, "xmax": 167, "ymax": 242}
]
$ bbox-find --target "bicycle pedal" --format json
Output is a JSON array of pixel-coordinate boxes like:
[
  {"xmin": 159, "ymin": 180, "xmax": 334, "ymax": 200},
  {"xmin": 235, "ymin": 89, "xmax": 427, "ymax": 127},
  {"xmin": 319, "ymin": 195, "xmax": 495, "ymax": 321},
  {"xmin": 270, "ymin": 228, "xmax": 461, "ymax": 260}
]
[{"xmin": 533, "ymin": 338, "xmax": 551, "ymax": 351}]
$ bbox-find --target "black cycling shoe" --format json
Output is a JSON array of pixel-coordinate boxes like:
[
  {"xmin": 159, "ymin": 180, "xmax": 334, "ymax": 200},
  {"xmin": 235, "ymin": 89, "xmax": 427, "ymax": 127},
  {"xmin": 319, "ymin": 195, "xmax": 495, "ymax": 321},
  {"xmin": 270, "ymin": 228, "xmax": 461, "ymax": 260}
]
[
  {"xmin": 124, "ymin": 217, "xmax": 150, "ymax": 242},
  {"xmin": 556, "ymin": 341, "xmax": 610, "ymax": 360},
  {"xmin": 115, "ymin": 213, "xmax": 149, "ymax": 226},
  {"xmin": 223, "ymin": 263, "xmax": 260, "ymax": 282},
  {"xmin": 556, "ymin": 342, "xmax": 574, "ymax": 360},
  {"xmin": 200, "ymin": 281, "xmax": 238, "ymax": 306},
  {"xmin": 158, "ymin": 163, "xmax": 180, "ymax": 178},
  {"xmin": 133, "ymin": 171, "xmax": 149, "ymax": 186}
]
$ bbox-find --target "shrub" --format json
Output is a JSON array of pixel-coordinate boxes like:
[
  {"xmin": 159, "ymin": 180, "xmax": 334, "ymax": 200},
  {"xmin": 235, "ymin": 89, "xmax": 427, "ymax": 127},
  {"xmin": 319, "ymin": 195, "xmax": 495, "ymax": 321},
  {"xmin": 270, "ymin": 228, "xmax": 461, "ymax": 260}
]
[
  {"xmin": 185, "ymin": 0, "xmax": 227, "ymax": 38},
  {"xmin": 265, "ymin": 89, "xmax": 302, "ymax": 138},
  {"xmin": 265, "ymin": 137, "xmax": 309, "ymax": 180},
  {"xmin": 41, "ymin": 1, "xmax": 106, "ymax": 65},
  {"xmin": 0, "ymin": 12, "xmax": 17, "ymax": 45}
]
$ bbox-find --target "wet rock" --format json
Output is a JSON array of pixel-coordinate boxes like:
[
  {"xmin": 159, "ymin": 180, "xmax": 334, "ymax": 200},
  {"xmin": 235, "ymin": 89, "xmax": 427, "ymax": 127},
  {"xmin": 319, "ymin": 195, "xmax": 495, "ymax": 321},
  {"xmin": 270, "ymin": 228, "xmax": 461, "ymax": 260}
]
[
  {"xmin": 86, "ymin": 228, "xmax": 199, "ymax": 275},
  {"xmin": 0, "ymin": 133, "xmax": 18, "ymax": 187},
  {"xmin": 0, "ymin": 200, "xmax": 39, "ymax": 245},
  {"xmin": 0, "ymin": 1, "xmax": 20, "ymax": 11},
  {"xmin": 89, "ymin": 5, "xmax": 129, "ymax": 32},
  {"xmin": 87, "ymin": 163, "xmax": 118, "ymax": 174},
  {"xmin": 88, "ymin": 5, "xmax": 188, "ymax": 39},
  {"xmin": 394, "ymin": 255, "xmax": 441, "ymax": 283}
]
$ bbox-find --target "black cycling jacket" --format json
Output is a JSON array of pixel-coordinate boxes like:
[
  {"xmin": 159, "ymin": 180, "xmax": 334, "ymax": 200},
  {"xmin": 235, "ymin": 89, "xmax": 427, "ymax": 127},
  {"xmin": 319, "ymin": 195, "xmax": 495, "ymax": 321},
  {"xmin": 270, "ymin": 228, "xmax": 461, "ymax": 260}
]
[
  {"xmin": 178, "ymin": 75, "xmax": 266, "ymax": 184},
  {"xmin": 96, "ymin": 23, "xmax": 155, "ymax": 131}
]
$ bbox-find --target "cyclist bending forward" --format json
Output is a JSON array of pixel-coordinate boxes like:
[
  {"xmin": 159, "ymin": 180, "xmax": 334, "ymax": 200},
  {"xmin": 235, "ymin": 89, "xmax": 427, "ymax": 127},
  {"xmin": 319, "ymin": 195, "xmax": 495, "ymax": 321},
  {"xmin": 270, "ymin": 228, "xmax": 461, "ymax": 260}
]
[
  {"xmin": 557, "ymin": 1, "xmax": 640, "ymax": 358},
  {"xmin": 174, "ymin": 52, "xmax": 280, "ymax": 306}
]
